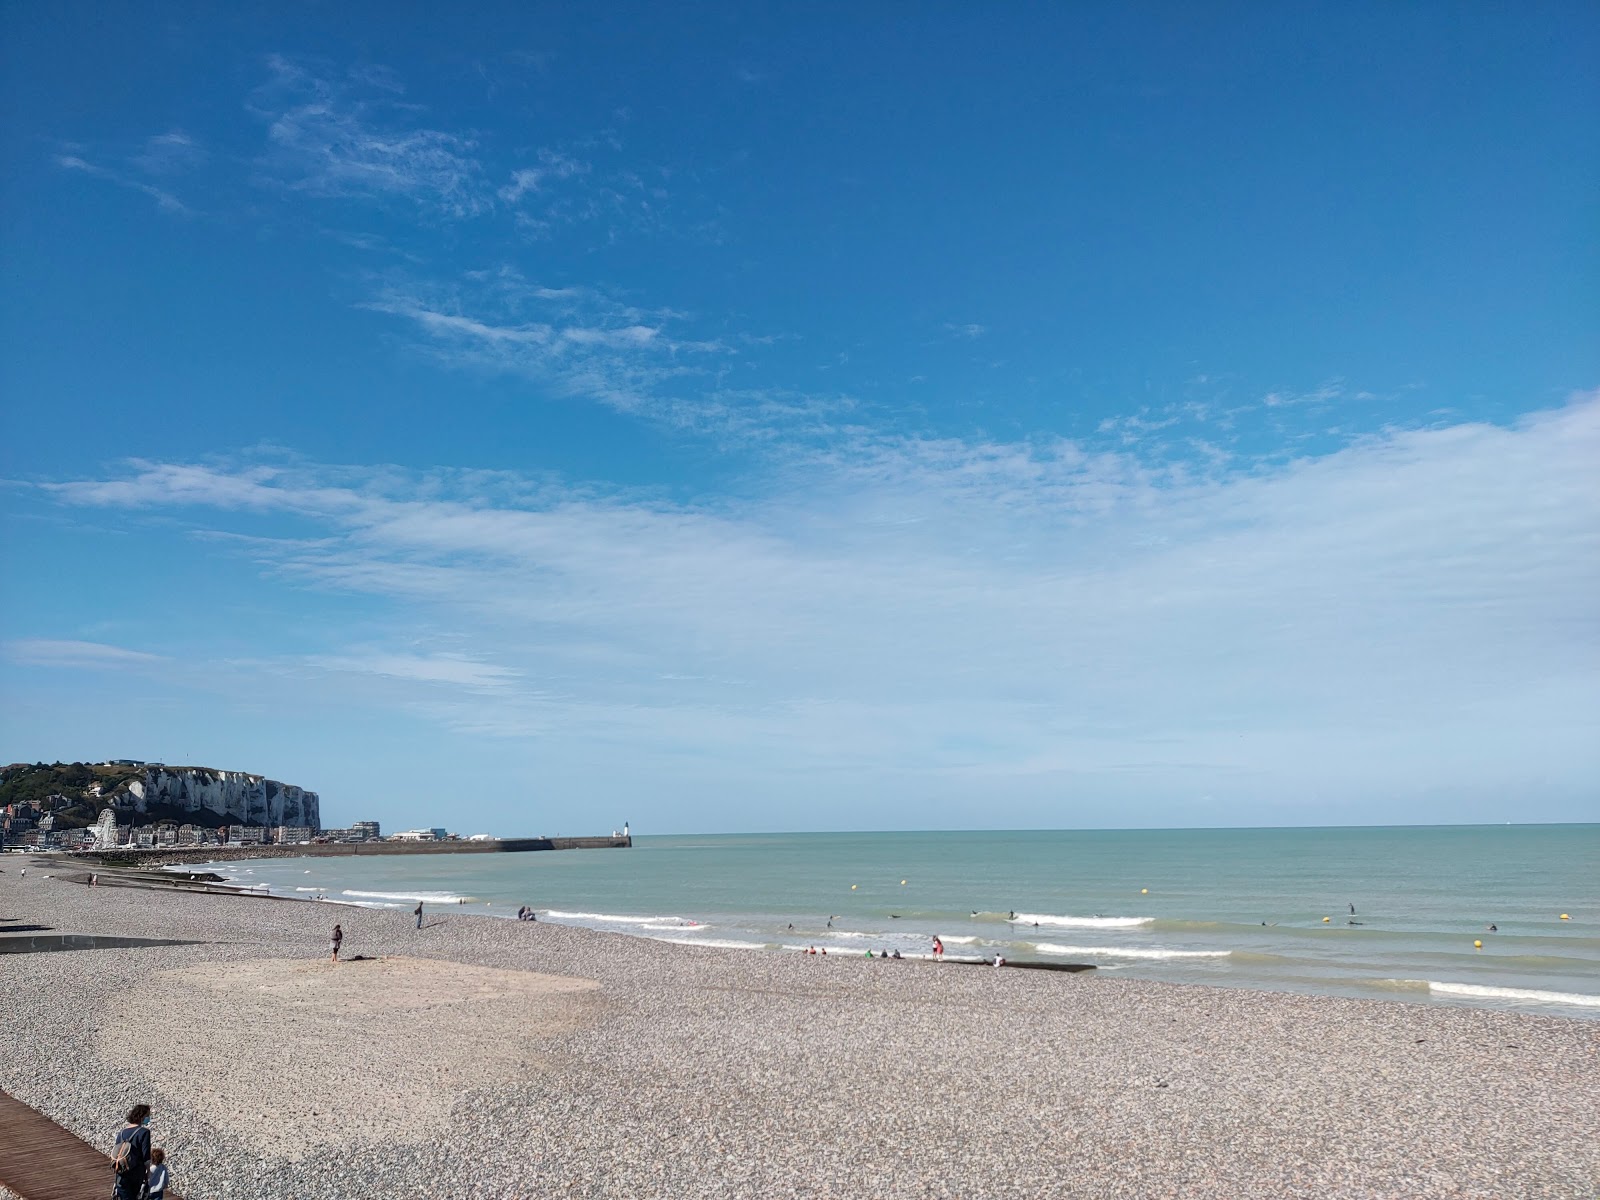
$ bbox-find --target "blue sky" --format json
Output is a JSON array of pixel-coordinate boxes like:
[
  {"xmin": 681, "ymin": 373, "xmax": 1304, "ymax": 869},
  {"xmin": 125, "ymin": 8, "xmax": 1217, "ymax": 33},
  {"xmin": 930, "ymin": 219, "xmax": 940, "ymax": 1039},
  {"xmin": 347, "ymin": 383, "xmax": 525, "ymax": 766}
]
[{"xmin": 2, "ymin": 4, "xmax": 1596, "ymax": 833}]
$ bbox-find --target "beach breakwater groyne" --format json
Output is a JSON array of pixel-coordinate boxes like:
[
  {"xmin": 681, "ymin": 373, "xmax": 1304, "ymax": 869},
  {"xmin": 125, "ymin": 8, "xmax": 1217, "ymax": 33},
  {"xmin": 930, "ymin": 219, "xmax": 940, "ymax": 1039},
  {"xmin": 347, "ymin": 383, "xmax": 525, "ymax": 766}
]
[{"xmin": 75, "ymin": 835, "xmax": 630, "ymax": 868}]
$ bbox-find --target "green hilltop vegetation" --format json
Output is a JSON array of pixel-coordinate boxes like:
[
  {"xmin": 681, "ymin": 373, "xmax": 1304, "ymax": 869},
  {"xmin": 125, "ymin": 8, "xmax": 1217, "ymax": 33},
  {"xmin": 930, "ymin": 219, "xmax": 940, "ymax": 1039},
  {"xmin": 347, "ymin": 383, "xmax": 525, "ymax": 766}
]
[{"xmin": 0, "ymin": 761, "xmax": 237, "ymax": 831}]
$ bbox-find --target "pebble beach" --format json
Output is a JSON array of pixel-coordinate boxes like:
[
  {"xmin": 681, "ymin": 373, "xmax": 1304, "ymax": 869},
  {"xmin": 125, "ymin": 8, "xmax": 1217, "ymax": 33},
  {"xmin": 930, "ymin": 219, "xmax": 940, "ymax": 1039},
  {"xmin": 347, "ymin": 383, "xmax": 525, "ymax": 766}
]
[{"xmin": 2, "ymin": 860, "xmax": 1598, "ymax": 1199}]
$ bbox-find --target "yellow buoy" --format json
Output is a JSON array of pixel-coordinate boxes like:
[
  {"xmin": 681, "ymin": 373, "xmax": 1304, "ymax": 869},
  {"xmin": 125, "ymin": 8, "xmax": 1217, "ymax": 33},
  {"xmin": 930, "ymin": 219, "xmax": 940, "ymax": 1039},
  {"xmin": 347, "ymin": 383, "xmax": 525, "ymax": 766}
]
[
  {"xmin": 1474, "ymin": 940, "xmax": 1482, "ymax": 949},
  {"xmin": 900, "ymin": 880, "xmax": 907, "ymax": 886},
  {"xmin": 1323, "ymin": 916, "xmax": 1331, "ymax": 923},
  {"xmin": 850, "ymin": 884, "xmax": 857, "ymax": 890},
  {"xmin": 1560, "ymin": 913, "xmax": 1570, "ymax": 920},
  {"xmin": 1141, "ymin": 888, "xmax": 1148, "ymax": 895}
]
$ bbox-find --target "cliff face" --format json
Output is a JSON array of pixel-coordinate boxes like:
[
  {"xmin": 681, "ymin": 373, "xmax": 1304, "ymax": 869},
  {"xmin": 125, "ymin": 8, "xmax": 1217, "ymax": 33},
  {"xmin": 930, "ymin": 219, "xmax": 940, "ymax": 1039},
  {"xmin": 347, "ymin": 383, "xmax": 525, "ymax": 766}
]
[{"xmin": 122, "ymin": 767, "xmax": 320, "ymax": 830}]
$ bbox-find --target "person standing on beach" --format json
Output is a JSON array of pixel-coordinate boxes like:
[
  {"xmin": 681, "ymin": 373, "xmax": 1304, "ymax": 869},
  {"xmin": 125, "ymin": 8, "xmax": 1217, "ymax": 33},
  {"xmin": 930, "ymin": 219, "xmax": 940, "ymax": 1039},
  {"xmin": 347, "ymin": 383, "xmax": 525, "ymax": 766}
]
[
  {"xmin": 111, "ymin": 1104, "xmax": 152, "ymax": 1200},
  {"xmin": 932, "ymin": 935, "xmax": 944, "ymax": 960},
  {"xmin": 414, "ymin": 901, "xmax": 424, "ymax": 929},
  {"xmin": 329, "ymin": 924, "xmax": 342, "ymax": 962}
]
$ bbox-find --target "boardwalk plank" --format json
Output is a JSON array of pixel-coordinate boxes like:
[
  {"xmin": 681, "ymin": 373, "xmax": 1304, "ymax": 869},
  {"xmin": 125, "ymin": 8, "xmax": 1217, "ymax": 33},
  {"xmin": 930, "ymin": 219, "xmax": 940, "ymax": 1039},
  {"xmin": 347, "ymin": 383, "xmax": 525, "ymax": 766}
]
[{"xmin": 0, "ymin": 1090, "xmax": 182, "ymax": 1200}]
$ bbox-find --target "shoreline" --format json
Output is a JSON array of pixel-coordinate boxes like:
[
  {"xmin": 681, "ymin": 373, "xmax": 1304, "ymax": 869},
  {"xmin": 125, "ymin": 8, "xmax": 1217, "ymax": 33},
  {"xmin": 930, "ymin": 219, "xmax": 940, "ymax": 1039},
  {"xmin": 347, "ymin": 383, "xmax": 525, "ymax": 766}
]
[
  {"xmin": 132, "ymin": 849, "xmax": 1600, "ymax": 1021},
  {"xmin": 4, "ymin": 862, "xmax": 1599, "ymax": 1197}
]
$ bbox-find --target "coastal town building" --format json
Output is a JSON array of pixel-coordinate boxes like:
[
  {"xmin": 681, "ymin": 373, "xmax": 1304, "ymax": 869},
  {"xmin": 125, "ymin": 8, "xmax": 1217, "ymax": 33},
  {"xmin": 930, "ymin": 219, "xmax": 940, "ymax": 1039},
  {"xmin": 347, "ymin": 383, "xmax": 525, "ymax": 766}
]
[
  {"xmin": 390, "ymin": 828, "xmax": 449, "ymax": 842},
  {"xmin": 231, "ymin": 825, "xmax": 266, "ymax": 845},
  {"xmin": 351, "ymin": 820, "xmax": 381, "ymax": 839},
  {"xmin": 273, "ymin": 825, "xmax": 313, "ymax": 844}
]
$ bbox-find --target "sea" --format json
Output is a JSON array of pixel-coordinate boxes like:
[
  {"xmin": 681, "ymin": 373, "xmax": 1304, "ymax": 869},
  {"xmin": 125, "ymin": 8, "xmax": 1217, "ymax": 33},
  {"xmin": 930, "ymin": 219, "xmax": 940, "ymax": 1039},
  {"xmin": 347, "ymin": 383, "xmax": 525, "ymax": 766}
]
[{"xmin": 186, "ymin": 825, "xmax": 1600, "ymax": 1020}]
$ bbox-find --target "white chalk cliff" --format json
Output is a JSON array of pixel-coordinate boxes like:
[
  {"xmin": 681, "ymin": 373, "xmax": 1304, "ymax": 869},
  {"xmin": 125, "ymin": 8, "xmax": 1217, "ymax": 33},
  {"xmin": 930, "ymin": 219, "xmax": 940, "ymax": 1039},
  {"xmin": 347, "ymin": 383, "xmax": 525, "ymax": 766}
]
[{"xmin": 117, "ymin": 767, "xmax": 319, "ymax": 830}]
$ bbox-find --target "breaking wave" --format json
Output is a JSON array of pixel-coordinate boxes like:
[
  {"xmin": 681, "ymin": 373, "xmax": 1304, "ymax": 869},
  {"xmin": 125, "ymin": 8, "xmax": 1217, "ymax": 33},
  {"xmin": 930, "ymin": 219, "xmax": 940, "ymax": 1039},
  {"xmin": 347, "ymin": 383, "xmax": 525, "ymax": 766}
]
[
  {"xmin": 1033, "ymin": 943, "xmax": 1230, "ymax": 960},
  {"xmin": 1011, "ymin": 913, "xmax": 1153, "ymax": 929},
  {"xmin": 1425, "ymin": 982, "xmax": 1600, "ymax": 1008}
]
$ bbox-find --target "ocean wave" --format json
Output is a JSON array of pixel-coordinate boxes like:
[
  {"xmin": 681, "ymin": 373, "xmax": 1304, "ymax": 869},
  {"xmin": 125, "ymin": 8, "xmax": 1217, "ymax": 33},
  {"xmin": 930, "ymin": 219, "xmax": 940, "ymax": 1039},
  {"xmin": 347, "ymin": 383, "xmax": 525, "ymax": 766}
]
[
  {"xmin": 657, "ymin": 937, "xmax": 771, "ymax": 951},
  {"xmin": 1033, "ymin": 942, "xmax": 1230, "ymax": 960},
  {"xmin": 543, "ymin": 910, "xmax": 684, "ymax": 924},
  {"xmin": 1371, "ymin": 978, "xmax": 1431, "ymax": 992},
  {"xmin": 640, "ymin": 921, "xmax": 711, "ymax": 931},
  {"xmin": 1426, "ymin": 982, "xmax": 1600, "ymax": 1009},
  {"xmin": 1012, "ymin": 913, "xmax": 1153, "ymax": 929},
  {"xmin": 342, "ymin": 889, "xmax": 466, "ymax": 904}
]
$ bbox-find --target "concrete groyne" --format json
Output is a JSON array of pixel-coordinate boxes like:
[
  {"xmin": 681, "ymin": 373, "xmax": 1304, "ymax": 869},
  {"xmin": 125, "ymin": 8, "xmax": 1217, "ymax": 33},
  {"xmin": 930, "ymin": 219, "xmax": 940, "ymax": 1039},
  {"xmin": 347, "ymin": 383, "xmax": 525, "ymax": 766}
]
[{"xmin": 71, "ymin": 835, "xmax": 631, "ymax": 868}]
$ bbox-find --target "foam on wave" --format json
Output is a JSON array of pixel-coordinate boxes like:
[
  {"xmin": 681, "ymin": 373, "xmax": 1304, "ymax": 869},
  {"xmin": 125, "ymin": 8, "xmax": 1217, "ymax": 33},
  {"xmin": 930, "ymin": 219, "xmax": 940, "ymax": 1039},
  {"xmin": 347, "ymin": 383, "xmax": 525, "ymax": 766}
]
[
  {"xmin": 341, "ymin": 889, "xmax": 466, "ymax": 904},
  {"xmin": 1033, "ymin": 942, "xmax": 1229, "ymax": 960},
  {"xmin": 657, "ymin": 937, "xmax": 771, "ymax": 950},
  {"xmin": 543, "ymin": 910, "xmax": 696, "ymax": 925},
  {"xmin": 1426, "ymin": 981, "xmax": 1600, "ymax": 1008},
  {"xmin": 1011, "ymin": 913, "xmax": 1153, "ymax": 929}
]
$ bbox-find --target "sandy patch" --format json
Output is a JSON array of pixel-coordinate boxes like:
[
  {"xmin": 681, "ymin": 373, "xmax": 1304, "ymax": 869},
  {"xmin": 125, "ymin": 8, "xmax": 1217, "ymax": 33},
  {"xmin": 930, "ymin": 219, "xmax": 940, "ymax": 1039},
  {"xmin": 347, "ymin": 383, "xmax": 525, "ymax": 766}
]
[{"xmin": 97, "ymin": 956, "xmax": 600, "ymax": 1157}]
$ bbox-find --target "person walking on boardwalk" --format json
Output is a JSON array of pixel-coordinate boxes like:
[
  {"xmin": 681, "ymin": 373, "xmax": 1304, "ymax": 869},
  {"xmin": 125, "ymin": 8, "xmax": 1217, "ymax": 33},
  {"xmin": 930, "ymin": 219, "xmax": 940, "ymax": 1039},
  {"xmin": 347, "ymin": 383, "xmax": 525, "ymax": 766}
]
[
  {"xmin": 414, "ymin": 901, "xmax": 424, "ymax": 929},
  {"xmin": 111, "ymin": 1104, "xmax": 152, "ymax": 1200},
  {"xmin": 329, "ymin": 923, "xmax": 342, "ymax": 962}
]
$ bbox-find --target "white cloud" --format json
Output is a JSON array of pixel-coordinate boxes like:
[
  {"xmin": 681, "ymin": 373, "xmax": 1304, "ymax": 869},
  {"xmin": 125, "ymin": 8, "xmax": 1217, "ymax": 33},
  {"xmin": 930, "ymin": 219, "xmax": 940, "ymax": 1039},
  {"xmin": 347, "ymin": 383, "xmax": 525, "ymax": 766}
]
[
  {"xmin": 55, "ymin": 155, "xmax": 191, "ymax": 215},
  {"xmin": 497, "ymin": 150, "xmax": 590, "ymax": 202},
  {"xmin": 946, "ymin": 322, "xmax": 987, "ymax": 338},
  {"xmin": 39, "ymin": 394, "xmax": 1600, "ymax": 816},
  {"xmin": 362, "ymin": 276, "xmax": 742, "ymax": 427},
  {"xmin": 253, "ymin": 56, "xmax": 490, "ymax": 217},
  {"xmin": 5, "ymin": 640, "xmax": 166, "ymax": 669},
  {"xmin": 307, "ymin": 651, "xmax": 521, "ymax": 692}
]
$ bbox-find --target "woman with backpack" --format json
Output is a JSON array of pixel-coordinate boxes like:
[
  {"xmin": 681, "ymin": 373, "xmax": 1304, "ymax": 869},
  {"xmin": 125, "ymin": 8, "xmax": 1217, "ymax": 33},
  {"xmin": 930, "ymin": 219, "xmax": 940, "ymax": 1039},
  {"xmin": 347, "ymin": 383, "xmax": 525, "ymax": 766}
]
[{"xmin": 111, "ymin": 1104, "xmax": 152, "ymax": 1200}]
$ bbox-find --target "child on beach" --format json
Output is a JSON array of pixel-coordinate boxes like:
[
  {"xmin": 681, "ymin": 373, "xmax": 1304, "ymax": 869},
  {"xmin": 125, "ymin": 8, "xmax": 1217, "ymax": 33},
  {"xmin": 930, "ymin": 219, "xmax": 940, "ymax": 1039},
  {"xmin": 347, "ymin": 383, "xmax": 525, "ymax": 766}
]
[{"xmin": 147, "ymin": 1147, "xmax": 170, "ymax": 1200}]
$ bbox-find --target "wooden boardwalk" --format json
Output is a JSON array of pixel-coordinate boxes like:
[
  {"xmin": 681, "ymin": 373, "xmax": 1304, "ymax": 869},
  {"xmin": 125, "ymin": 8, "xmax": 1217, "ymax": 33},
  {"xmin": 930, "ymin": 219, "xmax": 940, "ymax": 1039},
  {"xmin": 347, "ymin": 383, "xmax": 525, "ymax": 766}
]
[{"xmin": 0, "ymin": 1090, "xmax": 182, "ymax": 1200}]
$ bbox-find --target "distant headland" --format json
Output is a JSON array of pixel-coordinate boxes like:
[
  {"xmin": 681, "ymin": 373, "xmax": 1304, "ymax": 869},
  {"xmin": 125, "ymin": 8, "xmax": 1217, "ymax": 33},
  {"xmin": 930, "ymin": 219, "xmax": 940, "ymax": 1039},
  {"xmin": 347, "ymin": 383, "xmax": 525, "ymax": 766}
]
[{"xmin": 0, "ymin": 759, "xmax": 319, "ymax": 848}]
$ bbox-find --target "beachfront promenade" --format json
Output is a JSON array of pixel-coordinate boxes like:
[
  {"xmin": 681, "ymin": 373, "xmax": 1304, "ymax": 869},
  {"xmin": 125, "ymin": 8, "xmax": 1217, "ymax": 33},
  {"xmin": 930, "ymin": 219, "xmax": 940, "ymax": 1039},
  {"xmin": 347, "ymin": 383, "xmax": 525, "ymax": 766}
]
[{"xmin": 0, "ymin": 1089, "xmax": 186, "ymax": 1200}]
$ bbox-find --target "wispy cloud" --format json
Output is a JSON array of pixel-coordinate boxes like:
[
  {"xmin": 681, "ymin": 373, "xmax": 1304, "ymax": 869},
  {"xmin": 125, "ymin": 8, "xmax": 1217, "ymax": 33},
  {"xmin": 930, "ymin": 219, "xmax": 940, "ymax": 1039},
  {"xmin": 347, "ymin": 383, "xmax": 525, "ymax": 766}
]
[
  {"xmin": 362, "ymin": 270, "xmax": 749, "ymax": 427},
  {"xmin": 1262, "ymin": 380, "xmax": 1345, "ymax": 408},
  {"xmin": 4, "ymin": 639, "xmax": 166, "ymax": 669},
  {"xmin": 55, "ymin": 154, "xmax": 192, "ymax": 215},
  {"xmin": 37, "ymin": 394, "xmax": 1600, "ymax": 809},
  {"xmin": 497, "ymin": 150, "xmax": 590, "ymax": 203},
  {"xmin": 307, "ymin": 651, "xmax": 521, "ymax": 693},
  {"xmin": 946, "ymin": 322, "xmax": 987, "ymax": 339},
  {"xmin": 252, "ymin": 55, "xmax": 491, "ymax": 217}
]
